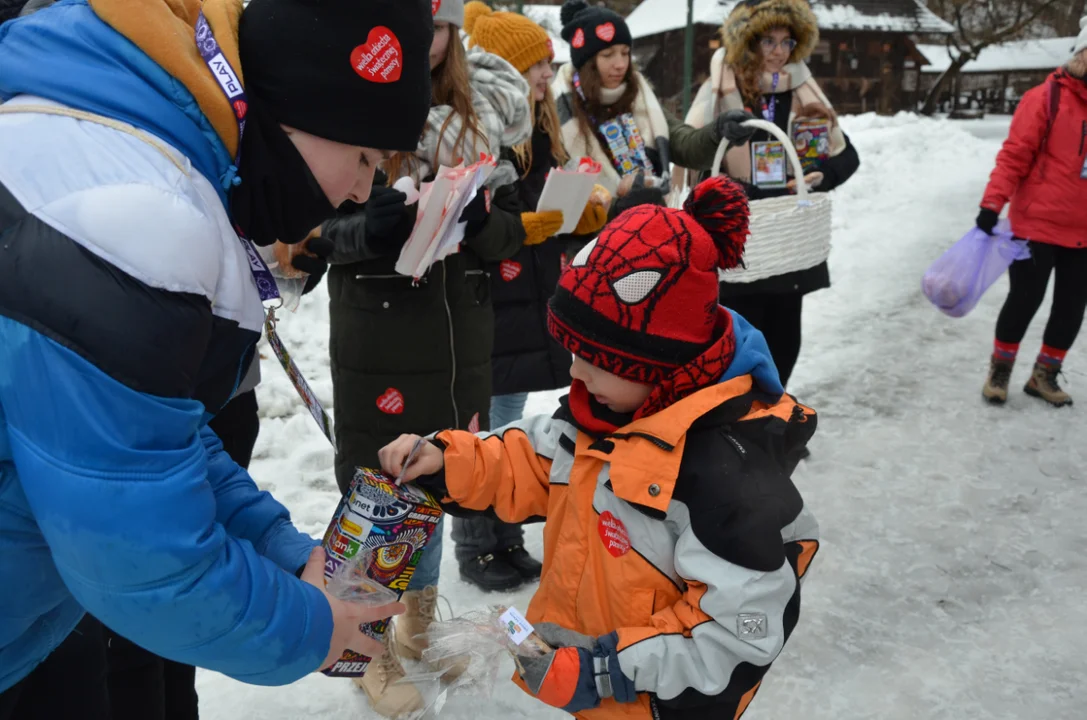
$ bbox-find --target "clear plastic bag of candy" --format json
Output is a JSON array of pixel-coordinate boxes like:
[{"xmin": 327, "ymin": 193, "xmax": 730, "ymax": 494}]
[
  {"xmin": 325, "ymin": 547, "xmax": 400, "ymax": 608},
  {"xmin": 401, "ymin": 606, "xmax": 552, "ymax": 717}
]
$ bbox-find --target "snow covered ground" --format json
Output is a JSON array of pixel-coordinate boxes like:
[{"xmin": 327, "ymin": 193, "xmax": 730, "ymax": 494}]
[{"xmin": 198, "ymin": 113, "xmax": 1087, "ymax": 720}]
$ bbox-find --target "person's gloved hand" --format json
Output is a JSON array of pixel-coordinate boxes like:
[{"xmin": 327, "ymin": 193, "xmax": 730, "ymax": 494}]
[
  {"xmin": 976, "ymin": 207, "xmax": 999, "ymax": 236},
  {"xmin": 519, "ymin": 623, "xmax": 635, "ymax": 713},
  {"xmin": 292, "ymin": 234, "xmax": 334, "ymax": 295},
  {"xmin": 459, "ymin": 189, "xmax": 490, "ymax": 237},
  {"xmin": 365, "ymin": 186, "xmax": 412, "ymax": 256},
  {"xmin": 521, "ymin": 210, "xmax": 565, "ymax": 246},
  {"xmin": 713, "ymin": 109, "xmax": 757, "ymax": 146},
  {"xmin": 574, "ymin": 186, "xmax": 610, "ymax": 236}
]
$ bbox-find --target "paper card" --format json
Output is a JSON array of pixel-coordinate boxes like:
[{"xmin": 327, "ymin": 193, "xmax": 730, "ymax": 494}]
[
  {"xmin": 499, "ymin": 606, "xmax": 535, "ymax": 646},
  {"xmin": 792, "ymin": 119, "xmax": 831, "ymax": 175},
  {"xmin": 536, "ymin": 156, "xmax": 602, "ymax": 235},
  {"xmin": 395, "ymin": 155, "xmax": 496, "ymax": 278},
  {"xmin": 752, "ymin": 141, "xmax": 787, "ymax": 188}
]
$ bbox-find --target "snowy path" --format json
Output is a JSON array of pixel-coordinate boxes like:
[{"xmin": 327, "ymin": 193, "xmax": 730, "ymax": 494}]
[{"xmin": 198, "ymin": 114, "xmax": 1087, "ymax": 720}]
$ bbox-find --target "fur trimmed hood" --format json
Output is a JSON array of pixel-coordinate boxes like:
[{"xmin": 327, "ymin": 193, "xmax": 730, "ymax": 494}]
[{"xmin": 722, "ymin": 0, "xmax": 819, "ymax": 69}]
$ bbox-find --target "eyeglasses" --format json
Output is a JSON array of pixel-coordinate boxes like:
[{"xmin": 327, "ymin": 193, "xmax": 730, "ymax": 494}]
[{"xmin": 760, "ymin": 37, "xmax": 798, "ymax": 52}]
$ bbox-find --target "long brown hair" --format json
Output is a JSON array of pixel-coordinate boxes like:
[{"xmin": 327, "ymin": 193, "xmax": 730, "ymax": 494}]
[
  {"xmin": 512, "ymin": 83, "xmax": 569, "ymax": 176},
  {"xmin": 569, "ymin": 57, "xmax": 639, "ymax": 152},
  {"xmin": 385, "ymin": 26, "xmax": 487, "ymax": 181}
]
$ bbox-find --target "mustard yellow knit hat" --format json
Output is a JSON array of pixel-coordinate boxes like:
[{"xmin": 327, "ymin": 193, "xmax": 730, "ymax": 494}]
[{"xmin": 464, "ymin": 1, "xmax": 554, "ymax": 74}]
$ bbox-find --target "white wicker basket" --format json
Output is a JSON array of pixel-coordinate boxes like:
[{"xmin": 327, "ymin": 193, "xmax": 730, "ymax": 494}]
[{"xmin": 713, "ymin": 119, "xmax": 833, "ymax": 284}]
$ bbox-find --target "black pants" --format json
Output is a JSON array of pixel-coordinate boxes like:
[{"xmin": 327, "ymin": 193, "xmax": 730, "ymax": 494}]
[
  {"xmin": 725, "ymin": 293, "xmax": 804, "ymax": 387},
  {"xmin": 995, "ymin": 242, "xmax": 1087, "ymax": 353},
  {"xmin": 0, "ymin": 616, "xmax": 110, "ymax": 720},
  {"xmin": 452, "ymin": 516, "xmax": 525, "ymax": 564}
]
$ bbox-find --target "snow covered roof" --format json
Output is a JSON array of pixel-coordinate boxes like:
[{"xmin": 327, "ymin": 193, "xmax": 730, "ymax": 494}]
[
  {"xmin": 917, "ymin": 37, "xmax": 1074, "ymax": 74},
  {"xmin": 626, "ymin": 0, "xmax": 954, "ymax": 40}
]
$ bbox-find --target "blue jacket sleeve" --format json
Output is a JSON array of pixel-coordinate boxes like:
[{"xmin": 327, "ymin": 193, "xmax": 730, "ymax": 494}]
[
  {"xmin": 202, "ymin": 426, "xmax": 319, "ymax": 575},
  {"xmin": 0, "ymin": 320, "xmax": 332, "ymax": 685}
]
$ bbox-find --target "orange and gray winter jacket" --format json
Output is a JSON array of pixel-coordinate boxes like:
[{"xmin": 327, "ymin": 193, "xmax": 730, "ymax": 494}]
[{"xmin": 422, "ymin": 376, "xmax": 820, "ymax": 719}]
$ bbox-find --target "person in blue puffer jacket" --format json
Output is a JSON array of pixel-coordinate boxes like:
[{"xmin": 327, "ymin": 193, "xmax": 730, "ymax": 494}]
[{"xmin": 0, "ymin": 0, "xmax": 435, "ymax": 715}]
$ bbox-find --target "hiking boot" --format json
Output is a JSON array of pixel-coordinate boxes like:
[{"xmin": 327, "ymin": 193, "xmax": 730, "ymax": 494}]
[
  {"xmin": 1024, "ymin": 362, "xmax": 1073, "ymax": 407},
  {"xmin": 459, "ymin": 553, "xmax": 523, "ymax": 592},
  {"xmin": 502, "ymin": 545, "xmax": 542, "ymax": 581},
  {"xmin": 354, "ymin": 628, "xmax": 424, "ymax": 718},
  {"xmin": 983, "ymin": 357, "xmax": 1014, "ymax": 404},
  {"xmin": 394, "ymin": 586, "xmax": 467, "ymax": 682}
]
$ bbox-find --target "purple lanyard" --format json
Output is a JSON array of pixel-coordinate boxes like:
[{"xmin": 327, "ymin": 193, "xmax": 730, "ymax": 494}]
[
  {"xmin": 762, "ymin": 72, "xmax": 780, "ymax": 124},
  {"xmin": 194, "ymin": 12, "xmax": 280, "ymax": 302}
]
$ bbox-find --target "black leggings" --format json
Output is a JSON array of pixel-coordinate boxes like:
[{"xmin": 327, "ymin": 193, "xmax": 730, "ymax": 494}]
[
  {"xmin": 995, "ymin": 243, "xmax": 1087, "ymax": 352},
  {"xmin": 725, "ymin": 293, "xmax": 804, "ymax": 387}
]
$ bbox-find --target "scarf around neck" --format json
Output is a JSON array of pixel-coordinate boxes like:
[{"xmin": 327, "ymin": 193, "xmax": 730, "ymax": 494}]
[{"xmin": 568, "ymin": 307, "xmax": 738, "ymax": 436}]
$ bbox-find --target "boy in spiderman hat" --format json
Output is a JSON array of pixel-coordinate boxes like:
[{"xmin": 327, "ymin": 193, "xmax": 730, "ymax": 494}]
[{"xmin": 379, "ymin": 176, "xmax": 819, "ymax": 720}]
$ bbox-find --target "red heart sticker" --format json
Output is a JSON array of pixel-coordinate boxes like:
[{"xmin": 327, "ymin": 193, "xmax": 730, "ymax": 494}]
[
  {"xmin": 598, "ymin": 511, "xmax": 630, "ymax": 557},
  {"xmin": 499, "ymin": 259, "xmax": 522, "ymax": 282},
  {"xmin": 596, "ymin": 23, "xmax": 616, "ymax": 42},
  {"xmin": 350, "ymin": 27, "xmax": 403, "ymax": 84},
  {"xmin": 431, "ymin": 0, "xmax": 441, "ymax": 15},
  {"xmin": 572, "ymin": 28, "xmax": 585, "ymax": 49},
  {"xmin": 467, "ymin": 412, "xmax": 480, "ymax": 433},
  {"xmin": 376, "ymin": 388, "xmax": 405, "ymax": 415}
]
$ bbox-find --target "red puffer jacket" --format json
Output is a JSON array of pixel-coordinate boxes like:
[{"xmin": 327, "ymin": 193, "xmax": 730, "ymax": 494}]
[{"xmin": 981, "ymin": 70, "xmax": 1087, "ymax": 249}]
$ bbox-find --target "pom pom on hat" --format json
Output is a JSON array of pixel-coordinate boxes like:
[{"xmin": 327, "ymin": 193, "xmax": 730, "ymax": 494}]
[
  {"xmin": 560, "ymin": 0, "xmax": 589, "ymax": 26},
  {"xmin": 463, "ymin": 1, "xmax": 491, "ymax": 36},
  {"xmin": 682, "ymin": 176, "xmax": 750, "ymax": 271}
]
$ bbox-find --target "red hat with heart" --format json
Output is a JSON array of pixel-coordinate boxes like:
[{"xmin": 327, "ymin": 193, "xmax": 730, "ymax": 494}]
[{"xmin": 547, "ymin": 177, "xmax": 749, "ymax": 385}]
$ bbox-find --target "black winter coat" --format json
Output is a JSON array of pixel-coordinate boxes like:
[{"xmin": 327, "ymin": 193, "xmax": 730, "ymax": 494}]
[
  {"xmin": 489, "ymin": 125, "xmax": 574, "ymax": 396},
  {"xmin": 325, "ymin": 183, "xmax": 526, "ymax": 494},
  {"xmin": 716, "ymin": 90, "xmax": 860, "ymax": 298}
]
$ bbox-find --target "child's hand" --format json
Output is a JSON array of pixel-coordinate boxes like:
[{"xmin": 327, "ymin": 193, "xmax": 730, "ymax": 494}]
[
  {"xmin": 519, "ymin": 624, "xmax": 635, "ymax": 712},
  {"xmin": 378, "ymin": 434, "xmax": 444, "ymax": 483},
  {"xmin": 786, "ymin": 171, "xmax": 824, "ymax": 193},
  {"xmin": 299, "ymin": 547, "xmax": 405, "ymax": 672}
]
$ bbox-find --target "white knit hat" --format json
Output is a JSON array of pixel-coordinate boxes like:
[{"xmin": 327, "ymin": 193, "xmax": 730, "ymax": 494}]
[
  {"xmin": 1074, "ymin": 16, "xmax": 1087, "ymax": 57},
  {"xmin": 433, "ymin": 0, "xmax": 464, "ymax": 27}
]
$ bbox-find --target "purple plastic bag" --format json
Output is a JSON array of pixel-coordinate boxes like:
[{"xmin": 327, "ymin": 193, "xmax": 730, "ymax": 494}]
[{"xmin": 922, "ymin": 220, "xmax": 1031, "ymax": 318}]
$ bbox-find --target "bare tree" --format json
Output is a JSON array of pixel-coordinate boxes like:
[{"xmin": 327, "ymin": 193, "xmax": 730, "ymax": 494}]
[{"xmin": 921, "ymin": 0, "xmax": 1067, "ymax": 115}]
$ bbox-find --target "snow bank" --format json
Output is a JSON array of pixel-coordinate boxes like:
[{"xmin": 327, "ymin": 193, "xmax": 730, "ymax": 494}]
[{"xmin": 198, "ymin": 113, "xmax": 1087, "ymax": 720}]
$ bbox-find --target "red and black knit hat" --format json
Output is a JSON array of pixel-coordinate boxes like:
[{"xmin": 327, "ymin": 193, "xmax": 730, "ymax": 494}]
[{"xmin": 547, "ymin": 177, "xmax": 750, "ymax": 385}]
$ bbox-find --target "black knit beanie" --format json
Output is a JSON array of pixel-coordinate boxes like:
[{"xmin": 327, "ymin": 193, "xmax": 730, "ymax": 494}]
[
  {"xmin": 560, "ymin": 0, "xmax": 633, "ymax": 71},
  {"xmin": 239, "ymin": 0, "xmax": 434, "ymax": 152}
]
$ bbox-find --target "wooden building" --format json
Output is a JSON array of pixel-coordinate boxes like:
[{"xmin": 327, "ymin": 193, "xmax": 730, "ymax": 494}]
[{"xmin": 625, "ymin": 0, "xmax": 953, "ymax": 115}]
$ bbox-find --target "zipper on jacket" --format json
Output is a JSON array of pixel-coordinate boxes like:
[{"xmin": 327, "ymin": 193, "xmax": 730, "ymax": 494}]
[
  {"xmin": 606, "ymin": 431, "xmax": 675, "ymax": 451},
  {"xmin": 442, "ymin": 261, "xmax": 460, "ymax": 428}
]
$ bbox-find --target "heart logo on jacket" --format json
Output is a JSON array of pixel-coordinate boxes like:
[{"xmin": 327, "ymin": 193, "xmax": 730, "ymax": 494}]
[
  {"xmin": 350, "ymin": 27, "xmax": 403, "ymax": 84},
  {"xmin": 571, "ymin": 28, "xmax": 586, "ymax": 49},
  {"xmin": 376, "ymin": 387, "xmax": 405, "ymax": 415},
  {"xmin": 598, "ymin": 511, "xmax": 630, "ymax": 557},
  {"xmin": 499, "ymin": 259, "xmax": 522, "ymax": 282},
  {"xmin": 595, "ymin": 23, "xmax": 616, "ymax": 42}
]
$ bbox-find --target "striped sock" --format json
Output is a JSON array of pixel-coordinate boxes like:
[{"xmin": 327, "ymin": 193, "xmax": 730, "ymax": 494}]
[
  {"xmin": 1038, "ymin": 345, "xmax": 1068, "ymax": 367},
  {"xmin": 993, "ymin": 340, "xmax": 1019, "ymax": 362}
]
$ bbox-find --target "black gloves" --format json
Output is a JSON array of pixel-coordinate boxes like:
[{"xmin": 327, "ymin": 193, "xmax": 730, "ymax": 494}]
[
  {"xmin": 293, "ymin": 236, "xmax": 333, "ymax": 295},
  {"xmin": 713, "ymin": 109, "xmax": 757, "ymax": 146},
  {"xmin": 976, "ymin": 207, "xmax": 999, "ymax": 236},
  {"xmin": 365, "ymin": 186, "xmax": 415, "ymax": 257},
  {"xmin": 458, "ymin": 189, "xmax": 489, "ymax": 237}
]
